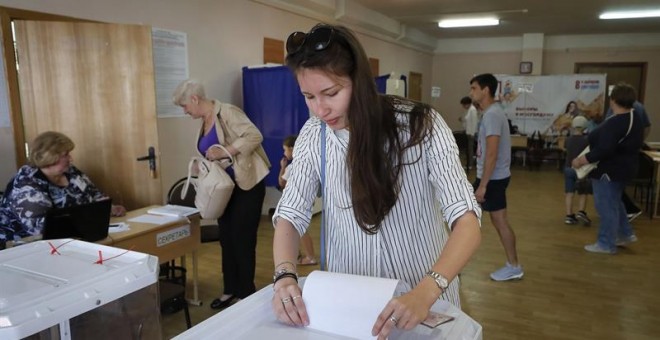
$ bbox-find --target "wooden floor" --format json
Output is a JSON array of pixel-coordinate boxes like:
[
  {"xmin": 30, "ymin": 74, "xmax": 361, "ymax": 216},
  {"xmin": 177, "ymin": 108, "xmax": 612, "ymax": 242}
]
[{"xmin": 163, "ymin": 165, "xmax": 660, "ymax": 339}]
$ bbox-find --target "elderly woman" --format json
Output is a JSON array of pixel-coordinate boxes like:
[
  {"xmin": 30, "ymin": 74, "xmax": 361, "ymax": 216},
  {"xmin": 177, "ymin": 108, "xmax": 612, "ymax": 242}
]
[
  {"xmin": 172, "ymin": 79, "xmax": 271, "ymax": 309},
  {"xmin": 572, "ymin": 83, "xmax": 644, "ymax": 254},
  {"xmin": 0, "ymin": 131, "xmax": 126, "ymax": 248}
]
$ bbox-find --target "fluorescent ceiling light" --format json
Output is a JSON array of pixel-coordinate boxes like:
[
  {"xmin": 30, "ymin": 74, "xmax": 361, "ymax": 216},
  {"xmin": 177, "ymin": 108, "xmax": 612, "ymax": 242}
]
[
  {"xmin": 438, "ymin": 18, "xmax": 499, "ymax": 28},
  {"xmin": 600, "ymin": 10, "xmax": 660, "ymax": 19}
]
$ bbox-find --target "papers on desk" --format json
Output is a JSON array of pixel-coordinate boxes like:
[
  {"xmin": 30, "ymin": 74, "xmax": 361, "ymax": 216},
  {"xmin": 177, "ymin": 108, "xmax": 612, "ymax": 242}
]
[
  {"xmin": 147, "ymin": 204, "xmax": 199, "ymax": 217},
  {"xmin": 108, "ymin": 222, "xmax": 130, "ymax": 233},
  {"xmin": 127, "ymin": 214, "xmax": 183, "ymax": 225}
]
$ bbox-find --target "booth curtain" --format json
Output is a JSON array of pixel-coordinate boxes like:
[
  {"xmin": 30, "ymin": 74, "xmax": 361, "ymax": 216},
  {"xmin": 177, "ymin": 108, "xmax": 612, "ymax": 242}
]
[
  {"xmin": 243, "ymin": 66, "xmax": 407, "ymax": 187},
  {"xmin": 242, "ymin": 66, "xmax": 308, "ymax": 187}
]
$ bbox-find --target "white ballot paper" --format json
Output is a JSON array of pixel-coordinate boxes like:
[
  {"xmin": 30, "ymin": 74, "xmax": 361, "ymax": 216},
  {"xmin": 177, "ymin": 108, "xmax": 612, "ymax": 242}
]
[
  {"xmin": 303, "ymin": 271, "xmax": 399, "ymax": 339},
  {"xmin": 127, "ymin": 214, "xmax": 182, "ymax": 225}
]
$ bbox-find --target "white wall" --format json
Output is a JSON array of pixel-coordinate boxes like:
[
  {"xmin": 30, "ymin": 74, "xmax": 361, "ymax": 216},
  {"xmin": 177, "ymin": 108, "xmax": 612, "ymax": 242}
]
[
  {"xmin": 0, "ymin": 0, "xmax": 434, "ymax": 199},
  {"xmin": 431, "ymin": 34, "xmax": 660, "ymax": 142},
  {"xmin": 2, "ymin": 0, "xmax": 657, "ymax": 193}
]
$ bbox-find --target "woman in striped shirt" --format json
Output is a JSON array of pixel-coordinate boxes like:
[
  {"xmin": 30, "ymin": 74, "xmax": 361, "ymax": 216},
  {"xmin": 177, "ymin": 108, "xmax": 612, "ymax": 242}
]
[{"xmin": 272, "ymin": 23, "xmax": 481, "ymax": 339}]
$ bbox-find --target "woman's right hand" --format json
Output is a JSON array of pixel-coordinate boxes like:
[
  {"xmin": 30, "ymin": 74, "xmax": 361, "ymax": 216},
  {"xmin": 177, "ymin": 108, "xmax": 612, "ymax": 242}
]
[
  {"xmin": 272, "ymin": 278, "xmax": 309, "ymax": 327},
  {"xmin": 280, "ymin": 157, "xmax": 288, "ymax": 169}
]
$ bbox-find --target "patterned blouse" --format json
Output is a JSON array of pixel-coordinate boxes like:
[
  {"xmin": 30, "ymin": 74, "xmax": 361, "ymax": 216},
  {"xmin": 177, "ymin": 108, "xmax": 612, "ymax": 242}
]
[
  {"xmin": 273, "ymin": 102, "xmax": 481, "ymax": 308},
  {"xmin": 0, "ymin": 165, "xmax": 105, "ymax": 242}
]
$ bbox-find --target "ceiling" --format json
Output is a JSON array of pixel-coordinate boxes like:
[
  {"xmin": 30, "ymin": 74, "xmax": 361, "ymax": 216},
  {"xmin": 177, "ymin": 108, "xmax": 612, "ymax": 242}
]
[{"xmin": 352, "ymin": 0, "xmax": 660, "ymax": 40}]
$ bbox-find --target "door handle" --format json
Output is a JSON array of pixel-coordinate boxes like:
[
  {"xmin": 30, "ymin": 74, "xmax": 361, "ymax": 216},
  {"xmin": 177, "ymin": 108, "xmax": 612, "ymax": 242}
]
[{"xmin": 137, "ymin": 146, "xmax": 157, "ymax": 178}]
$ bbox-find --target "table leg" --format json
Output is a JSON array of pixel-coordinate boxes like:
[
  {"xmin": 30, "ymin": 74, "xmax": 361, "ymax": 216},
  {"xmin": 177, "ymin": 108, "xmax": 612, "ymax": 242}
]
[
  {"xmin": 187, "ymin": 250, "xmax": 202, "ymax": 306},
  {"xmin": 654, "ymin": 163, "xmax": 660, "ymax": 218}
]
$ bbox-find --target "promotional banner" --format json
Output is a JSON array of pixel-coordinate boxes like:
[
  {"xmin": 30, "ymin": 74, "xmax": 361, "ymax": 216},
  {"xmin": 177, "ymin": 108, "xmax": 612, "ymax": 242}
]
[{"xmin": 494, "ymin": 74, "xmax": 606, "ymax": 135}]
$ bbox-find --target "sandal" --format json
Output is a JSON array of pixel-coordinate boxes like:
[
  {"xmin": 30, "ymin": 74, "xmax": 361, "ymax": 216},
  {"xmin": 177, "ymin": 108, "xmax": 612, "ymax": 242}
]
[{"xmin": 298, "ymin": 256, "xmax": 318, "ymax": 266}]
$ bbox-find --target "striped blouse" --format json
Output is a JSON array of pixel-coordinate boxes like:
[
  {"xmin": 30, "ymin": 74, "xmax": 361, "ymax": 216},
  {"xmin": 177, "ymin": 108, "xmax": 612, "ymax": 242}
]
[{"xmin": 273, "ymin": 105, "xmax": 481, "ymax": 308}]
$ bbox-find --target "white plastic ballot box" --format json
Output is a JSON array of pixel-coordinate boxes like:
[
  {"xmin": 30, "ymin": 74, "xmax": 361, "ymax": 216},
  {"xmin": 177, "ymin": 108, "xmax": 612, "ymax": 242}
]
[
  {"xmin": 0, "ymin": 239, "xmax": 161, "ymax": 339},
  {"xmin": 175, "ymin": 273, "xmax": 482, "ymax": 340}
]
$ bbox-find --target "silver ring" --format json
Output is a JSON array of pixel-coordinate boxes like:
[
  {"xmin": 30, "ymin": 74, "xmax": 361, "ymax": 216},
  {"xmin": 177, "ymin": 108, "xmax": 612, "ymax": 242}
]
[
  {"xmin": 389, "ymin": 316, "xmax": 398, "ymax": 325},
  {"xmin": 281, "ymin": 297, "xmax": 292, "ymax": 303},
  {"xmin": 292, "ymin": 295, "xmax": 302, "ymax": 300}
]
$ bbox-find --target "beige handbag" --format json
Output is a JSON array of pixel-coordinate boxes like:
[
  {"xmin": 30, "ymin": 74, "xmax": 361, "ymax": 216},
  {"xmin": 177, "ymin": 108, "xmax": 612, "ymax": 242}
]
[
  {"xmin": 182, "ymin": 144, "xmax": 235, "ymax": 219},
  {"xmin": 575, "ymin": 146, "xmax": 597, "ymax": 180}
]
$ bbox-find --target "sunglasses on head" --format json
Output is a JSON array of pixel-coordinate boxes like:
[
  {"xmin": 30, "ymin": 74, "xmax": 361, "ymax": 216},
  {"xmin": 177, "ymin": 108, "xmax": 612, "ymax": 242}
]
[{"xmin": 286, "ymin": 26, "xmax": 334, "ymax": 55}]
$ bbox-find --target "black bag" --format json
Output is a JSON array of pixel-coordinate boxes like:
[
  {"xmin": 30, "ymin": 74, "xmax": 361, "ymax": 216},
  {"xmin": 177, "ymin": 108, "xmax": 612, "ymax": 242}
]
[{"xmin": 526, "ymin": 131, "xmax": 545, "ymax": 169}]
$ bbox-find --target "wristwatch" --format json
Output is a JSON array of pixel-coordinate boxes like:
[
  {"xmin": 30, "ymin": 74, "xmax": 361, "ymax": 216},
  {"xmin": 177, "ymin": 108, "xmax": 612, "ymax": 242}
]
[{"xmin": 426, "ymin": 270, "xmax": 449, "ymax": 294}]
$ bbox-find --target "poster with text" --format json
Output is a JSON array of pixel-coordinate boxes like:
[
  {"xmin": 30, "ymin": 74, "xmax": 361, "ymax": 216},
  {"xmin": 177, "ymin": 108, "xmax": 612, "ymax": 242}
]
[
  {"xmin": 494, "ymin": 74, "xmax": 606, "ymax": 135},
  {"xmin": 152, "ymin": 28, "xmax": 189, "ymax": 117}
]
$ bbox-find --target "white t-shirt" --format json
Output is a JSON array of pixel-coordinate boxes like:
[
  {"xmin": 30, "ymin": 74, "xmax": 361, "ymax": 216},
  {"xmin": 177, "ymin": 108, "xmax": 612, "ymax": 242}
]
[{"xmin": 464, "ymin": 105, "xmax": 479, "ymax": 136}]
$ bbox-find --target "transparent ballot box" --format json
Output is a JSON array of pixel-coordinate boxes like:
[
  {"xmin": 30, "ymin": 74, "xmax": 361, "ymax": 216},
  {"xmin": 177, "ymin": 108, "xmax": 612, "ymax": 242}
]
[{"xmin": 0, "ymin": 239, "xmax": 161, "ymax": 339}]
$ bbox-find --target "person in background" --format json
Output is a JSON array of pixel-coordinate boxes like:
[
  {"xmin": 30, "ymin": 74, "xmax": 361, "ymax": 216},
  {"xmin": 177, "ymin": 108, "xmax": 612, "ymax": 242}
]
[
  {"xmin": 272, "ymin": 23, "xmax": 481, "ymax": 340},
  {"xmin": 572, "ymin": 83, "xmax": 644, "ymax": 254},
  {"xmin": 604, "ymin": 99, "xmax": 651, "ymax": 222},
  {"xmin": 173, "ymin": 79, "xmax": 271, "ymax": 309},
  {"xmin": 470, "ymin": 73, "xmax": 523, "ymax": 282},
  {"xmin": 548, "ymin": 100, "xmax": 581, "ymax": 137},
  {"xmin": 459, "ymin": 96, "xmax": 479, "ymax": 170},
  {"xmin": 278, "ymin": 135, "xmax": 317, "ymax": 266},
  {"xmin": 0, "ymin": 131, "xmax": 126, "ymax": 249},
  {"xmin": 563, "ymin": 116, "xmax": 592, "ymax": 226}
]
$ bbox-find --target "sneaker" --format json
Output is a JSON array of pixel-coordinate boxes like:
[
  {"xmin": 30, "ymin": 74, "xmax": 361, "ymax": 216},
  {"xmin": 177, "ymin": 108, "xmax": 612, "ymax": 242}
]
[
  {"xmin": 564, "ymin": 214, "xmax": 577, "ymax": 225},
  {"xmin": 575, "ymin": 211, "xmax": 591, "ymax": 226},
  {"xmin": 584, "ymin": 243, "xmax": 616, "ymax": 254},
  {"xmin": 616, "ymin": 234, "xmax": 638, "ymax": 247},
  {"xmin": 627, "ymin": 211, "xmax": 643, "ymax": 222},
  {"xmin": 490, "ymin": 263, "xmax": 524, "ymax": 281}
]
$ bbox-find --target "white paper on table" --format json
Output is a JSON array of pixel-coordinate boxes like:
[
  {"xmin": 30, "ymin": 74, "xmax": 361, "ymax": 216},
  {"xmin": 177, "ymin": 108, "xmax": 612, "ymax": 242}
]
[
  {"xmin": 108, "ymin": 222, "xmax": 130, "ymax": 233},
  {"xmin": 303, "ymin": 271, "xmax": 399, "ymax": 339},
  {"xmin": 127, "ymin": 214, "xmax": 182, "ymax": 225}
]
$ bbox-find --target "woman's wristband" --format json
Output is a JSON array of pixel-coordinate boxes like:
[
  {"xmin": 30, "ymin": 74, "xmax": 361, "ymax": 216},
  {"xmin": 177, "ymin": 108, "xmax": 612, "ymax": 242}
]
[{"xmin": 273, "ymin": 272, "xmax": 298, "ymax": 286}]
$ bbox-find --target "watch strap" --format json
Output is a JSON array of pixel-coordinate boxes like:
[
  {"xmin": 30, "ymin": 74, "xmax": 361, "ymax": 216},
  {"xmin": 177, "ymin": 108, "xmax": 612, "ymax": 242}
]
[{"xmin": 426, "ymin": 270, "xmax": 449, "ymax": 294}]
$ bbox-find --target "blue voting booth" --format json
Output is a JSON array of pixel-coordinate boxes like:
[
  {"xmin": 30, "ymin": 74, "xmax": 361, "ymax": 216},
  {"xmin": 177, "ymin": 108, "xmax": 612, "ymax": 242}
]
[{"xmin": 242, "ymin": 65, "xmax": 406, "ymax": 187}]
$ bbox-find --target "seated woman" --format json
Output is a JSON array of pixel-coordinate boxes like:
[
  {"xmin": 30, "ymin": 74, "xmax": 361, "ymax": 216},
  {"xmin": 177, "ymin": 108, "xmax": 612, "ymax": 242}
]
[{"xmin": 0, "ymin": 131, "xmax": 126, "ymax": 248}]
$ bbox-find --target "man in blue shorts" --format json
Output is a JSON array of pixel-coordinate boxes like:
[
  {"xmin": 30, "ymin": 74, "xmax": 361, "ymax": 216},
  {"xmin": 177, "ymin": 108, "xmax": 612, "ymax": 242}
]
[{"xmin": 470, "ymin": 73, "xmax": 523, "ymax": 281}]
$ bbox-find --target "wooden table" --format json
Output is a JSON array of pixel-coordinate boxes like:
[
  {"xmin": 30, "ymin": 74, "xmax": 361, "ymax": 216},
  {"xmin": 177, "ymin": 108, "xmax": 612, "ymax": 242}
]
[
  {"xmin": 643, "ymin": 150, "xmax": 660, "ymax": 218},
  {"xmin": 646, "ymin": 141, "xmax": 660, "ymax": 151},
  {"xmin": 109, "ymin": 206, "xmax": 202, "ymax": 305},
  {"xmin": 511, "ymin": 135, "xmax": 528, "ymax": 166}
]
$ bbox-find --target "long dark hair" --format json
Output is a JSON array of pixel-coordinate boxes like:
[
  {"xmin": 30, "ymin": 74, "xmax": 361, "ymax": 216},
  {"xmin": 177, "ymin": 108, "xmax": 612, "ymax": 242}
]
[{"xmin": 286, "ymin": 24, "xmax": 433, "ymax": 234}]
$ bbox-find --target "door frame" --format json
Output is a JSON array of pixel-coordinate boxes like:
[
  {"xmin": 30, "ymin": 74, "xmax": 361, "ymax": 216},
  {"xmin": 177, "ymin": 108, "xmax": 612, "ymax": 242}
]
[
  {"xmin": 575, "ymin": 62, "xmax": 647, "ymax": 101},
  {"xmin": 0, "ymin": 6, "xmax": 93, "ymax": 167}
]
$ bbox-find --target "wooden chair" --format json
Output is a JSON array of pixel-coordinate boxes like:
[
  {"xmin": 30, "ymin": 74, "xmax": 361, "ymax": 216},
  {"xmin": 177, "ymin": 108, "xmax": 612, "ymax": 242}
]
[{"xmin": 631, "ymin": 152, "xmax": 655, "ymax": 217}]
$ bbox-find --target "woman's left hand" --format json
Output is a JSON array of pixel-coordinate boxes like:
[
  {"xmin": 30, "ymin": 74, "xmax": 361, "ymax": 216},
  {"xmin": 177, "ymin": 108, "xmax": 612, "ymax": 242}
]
[
  {"xmin": 206, "ymin": 146, "xmax": 229, "ymax": 161},
  {"xmin": 572, "ymin": 155, "xmax": 586, "ymax": 169},
  {"xmin": 371, "ymin": 288, "xmax": 433, "ymax": 339},
  {"xmin": 111, "ymin": 204, "xmax": 127, "ymax": 217}
]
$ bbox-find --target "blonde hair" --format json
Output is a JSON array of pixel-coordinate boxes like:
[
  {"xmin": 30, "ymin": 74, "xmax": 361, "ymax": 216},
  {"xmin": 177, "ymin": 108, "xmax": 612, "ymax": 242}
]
[
  {"xmin": 29, "ymin": 131, "xmax": 75, "ymax": 168},
  {"xmin": 172, "ymin": 79, "xmax": 206, "ymax": 106}
]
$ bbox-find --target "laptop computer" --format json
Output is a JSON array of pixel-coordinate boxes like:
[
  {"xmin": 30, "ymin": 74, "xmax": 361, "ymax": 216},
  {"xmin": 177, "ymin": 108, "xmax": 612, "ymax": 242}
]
[{"xmin": 42, "ymin": 199, "xmax": 112, "ymax": 242}]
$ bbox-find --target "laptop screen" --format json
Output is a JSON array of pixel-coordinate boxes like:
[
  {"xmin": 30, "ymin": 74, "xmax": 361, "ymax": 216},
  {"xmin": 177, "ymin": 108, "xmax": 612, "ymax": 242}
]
[{"xmin": 42, "ymin": 199, "xmax": 112, "ymax": 242}]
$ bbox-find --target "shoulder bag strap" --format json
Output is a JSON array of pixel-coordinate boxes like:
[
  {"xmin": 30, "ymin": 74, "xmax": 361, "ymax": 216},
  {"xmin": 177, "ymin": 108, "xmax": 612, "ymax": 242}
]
[
  {"xmin": 209, "ymin": 144, "xmax": 235, "ymax": 166},
  {"xmin": 320, "ymin": 122, "xmax": 327, "ymax": 271},
  {"xmin": 182, "ymin": 157, "xmax": 201, "ymax": 200},
  {"xmin": 617, "ymin": 109, "xmax": 634, "ymax": 143}
]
